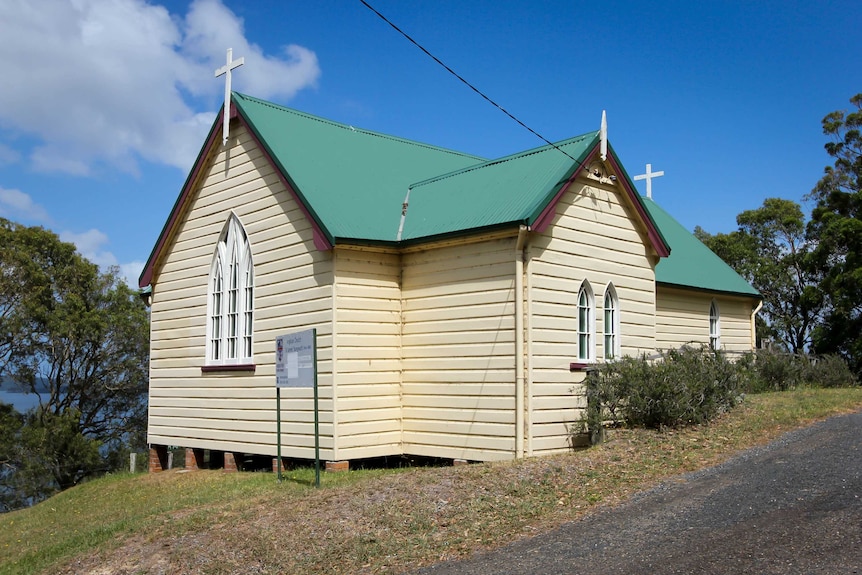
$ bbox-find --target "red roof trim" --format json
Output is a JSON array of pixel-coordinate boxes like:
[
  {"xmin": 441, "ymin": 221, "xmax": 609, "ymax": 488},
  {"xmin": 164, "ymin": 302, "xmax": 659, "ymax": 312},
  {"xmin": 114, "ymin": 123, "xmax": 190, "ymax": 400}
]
[
  {"xmin": 531, "ymin": 145, "xmax": 670, "ymax": 258},
  {"xmin": 605, "ymin": 150, "xmax": 670, "ymax": 258},
  {"xmin": 531, "ymin": 153, "xmax": 588, "ymax": 233},
  {"xmin": 138, "ymin": 105, "xmax": 226, "ymax": 288},
  {"xmin": 138, "ymin": 99, "xmax": 332, "ymax": 289}
]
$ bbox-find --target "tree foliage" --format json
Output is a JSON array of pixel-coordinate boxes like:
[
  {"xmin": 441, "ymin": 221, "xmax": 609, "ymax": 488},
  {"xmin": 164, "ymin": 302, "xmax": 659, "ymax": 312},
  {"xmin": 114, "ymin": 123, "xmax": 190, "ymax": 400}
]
[
  {"xmin": 1, "ymin": 406, "xmax": 103, "ymax": 512},
  {"xmin": 807, "ymin": 93, "xmax": 862, "ymax": 374},
  {"xmin": 0, "ymin": 403, "xmax": 25, "ymax": 512},
  {"xmin": 695, "ymin": 197, "xmax": 822, "ymax": 353},
  {"xmin": 0, "ymin": 218, "xmax": 149, "ymax": 510}
]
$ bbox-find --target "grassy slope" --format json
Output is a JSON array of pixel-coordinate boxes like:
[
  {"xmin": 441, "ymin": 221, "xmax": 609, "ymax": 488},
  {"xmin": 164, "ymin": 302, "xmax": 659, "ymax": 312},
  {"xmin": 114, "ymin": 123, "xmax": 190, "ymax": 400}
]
[{"xmin": 2, "ymin": 388, "xmax": 861, "ymax": 575}]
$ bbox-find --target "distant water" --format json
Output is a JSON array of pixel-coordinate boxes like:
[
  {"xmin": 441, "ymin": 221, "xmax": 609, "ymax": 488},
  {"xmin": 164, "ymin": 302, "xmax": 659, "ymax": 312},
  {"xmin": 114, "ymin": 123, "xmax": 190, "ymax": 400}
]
[{"xmin": 0, "ymin": 387, "xmax": 42, "ymax": 413}]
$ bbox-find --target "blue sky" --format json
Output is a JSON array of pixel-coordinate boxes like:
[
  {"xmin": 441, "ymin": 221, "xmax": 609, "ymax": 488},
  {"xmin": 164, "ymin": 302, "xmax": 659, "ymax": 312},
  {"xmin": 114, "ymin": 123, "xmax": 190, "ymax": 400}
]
[{"xmin": 0, "ymin": 0, "xmax": 859, "ymax": 286}]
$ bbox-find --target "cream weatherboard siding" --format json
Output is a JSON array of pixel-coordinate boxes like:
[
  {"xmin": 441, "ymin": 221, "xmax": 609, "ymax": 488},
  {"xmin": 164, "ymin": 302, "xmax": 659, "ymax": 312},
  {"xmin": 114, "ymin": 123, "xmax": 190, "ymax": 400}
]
[
  {"xmin": 147, "ymin": 123, "xmax": 335, "ymax": 460},
  {"xmin": 528, "ymin": 177, "xmax": 658, "ymax": 456},
  {"xmin": 401, "ymin": 236, "xmax": 518, "ymax": 461},
  {"xmin": 656, "ymin": 286, "xmax": 755, "ymax": 353},
  {"xmin": 332, "ymin": 247, "xmax": 403, "ymax": 460}
]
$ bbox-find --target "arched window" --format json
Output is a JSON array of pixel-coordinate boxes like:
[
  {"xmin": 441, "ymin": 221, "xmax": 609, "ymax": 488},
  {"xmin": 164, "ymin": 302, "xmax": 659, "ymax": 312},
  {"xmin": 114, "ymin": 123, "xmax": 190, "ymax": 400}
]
[
  {"xmin": 578, "ymin": 281, "xmax": 595, "ymax": 361},
  {"xmin": 207, "ymin": 215, "xmax": 254, "ymax": 365},
  {"xmin": 603, "ymin": 284, "xmax": 620, "ymax": 360},
  {"xmin": 709, "ymin": 300, "xmax": 720, "ymax": 350}
]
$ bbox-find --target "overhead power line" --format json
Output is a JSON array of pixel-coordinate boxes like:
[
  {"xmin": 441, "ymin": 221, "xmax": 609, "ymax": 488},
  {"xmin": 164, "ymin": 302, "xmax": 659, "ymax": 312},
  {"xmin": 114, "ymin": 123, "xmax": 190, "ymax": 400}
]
[{"xmin": 358, "ymin": 0, "xmax": 583, "ymax": 166}]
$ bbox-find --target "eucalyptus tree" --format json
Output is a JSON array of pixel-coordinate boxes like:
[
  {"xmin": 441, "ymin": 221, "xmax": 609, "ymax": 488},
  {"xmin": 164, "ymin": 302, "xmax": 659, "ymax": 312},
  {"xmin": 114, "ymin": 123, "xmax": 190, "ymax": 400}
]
[
  {"xmin": 807, "ymin": 93, "xmax": 862, "ymax": 373},
  {"xmin": 695, "ymin": 197, "xmax": 822, "ymax": 353},
  {"xmin": 0, "ymin": 218, "xmax": 149, "ymax": 507}
]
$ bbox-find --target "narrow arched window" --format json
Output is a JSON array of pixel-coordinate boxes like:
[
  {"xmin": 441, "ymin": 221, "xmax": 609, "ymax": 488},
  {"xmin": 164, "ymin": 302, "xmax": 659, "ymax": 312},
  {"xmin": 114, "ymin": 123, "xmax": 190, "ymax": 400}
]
[
  {"xmin": 709, "ymin": 300, "xmax": 720, "ymax": 350},
  {"xmin": 207, "ymin": 215, "xmax": 254, "ymax": 365},
  {"xmin": 603, "ymin": 284, "xmax": 620, "ymax": 360},
  {"xmin": 578, "ymin": 281, "xmax": 595, "ymax": 361}
]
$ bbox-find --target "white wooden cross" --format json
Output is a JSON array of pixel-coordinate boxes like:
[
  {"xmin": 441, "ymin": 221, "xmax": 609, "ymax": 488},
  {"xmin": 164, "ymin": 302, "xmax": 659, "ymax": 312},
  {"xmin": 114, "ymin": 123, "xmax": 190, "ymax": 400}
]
[
  {"xmin": 215, "ymin": 48, "xmax": 245, "ymax": 146},
  {"xmin": 634, "ymin": 163, "xmax": 665, "ymax": 198}
]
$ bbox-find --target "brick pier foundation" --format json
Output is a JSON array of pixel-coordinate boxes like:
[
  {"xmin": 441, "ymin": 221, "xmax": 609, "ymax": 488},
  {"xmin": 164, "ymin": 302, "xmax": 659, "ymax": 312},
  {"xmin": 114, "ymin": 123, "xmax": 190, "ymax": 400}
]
[
  {"xmin": 325, "ymin": 460, "xmax": 349, "ymax": 472},
  {"xmin": 148, "ymin": 445, "xmax": 169, "ymax": 473},
  {"xmin": 185, "ymin": 448, "xmax": 205, "ymax": 470},
  {"xmin": 224, "ymin": 452, "xmax": 239, "ymax": 472}
]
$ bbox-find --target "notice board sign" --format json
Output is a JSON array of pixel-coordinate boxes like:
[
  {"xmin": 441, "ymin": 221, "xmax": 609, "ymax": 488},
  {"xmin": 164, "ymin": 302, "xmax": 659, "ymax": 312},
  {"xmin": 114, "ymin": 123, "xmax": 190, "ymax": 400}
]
[{"xmin": 275, "ymin": 329, "xmax": 316, "ymax": 388}]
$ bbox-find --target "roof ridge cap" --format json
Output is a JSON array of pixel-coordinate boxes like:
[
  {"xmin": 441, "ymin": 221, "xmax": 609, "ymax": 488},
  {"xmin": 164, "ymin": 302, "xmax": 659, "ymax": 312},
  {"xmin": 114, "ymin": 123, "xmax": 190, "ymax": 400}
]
[{"xmin": 410, "ymin": 131, "xmax": 598, "ymax": 190}]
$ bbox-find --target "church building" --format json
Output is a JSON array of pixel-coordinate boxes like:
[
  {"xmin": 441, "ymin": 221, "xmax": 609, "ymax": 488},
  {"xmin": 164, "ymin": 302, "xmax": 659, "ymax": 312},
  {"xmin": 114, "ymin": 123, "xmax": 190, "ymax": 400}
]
[{"xmin": 139, "ymin": 92, "xmax": 760, "ymax": 471}]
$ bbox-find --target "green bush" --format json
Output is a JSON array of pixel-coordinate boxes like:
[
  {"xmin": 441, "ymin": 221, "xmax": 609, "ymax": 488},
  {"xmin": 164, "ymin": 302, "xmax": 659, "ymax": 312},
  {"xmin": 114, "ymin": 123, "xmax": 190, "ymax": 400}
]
[
  {"xmin": 803, "ymin": 354, "xmax": 858, "ymax": 388},
  {"xmin": 748, "ymin": 348, "xmax": 806, "ymax": 392},
  {"xmin": 576, "ymin": 346, "xmax": 859, "ymax": 445},
  {"xmin": 741, "ymin": 350, "xmax": 857, "ymax": 392},
  {"xmin": 581, "ymin": 346, "xmax": 744, "ymax": 434}
]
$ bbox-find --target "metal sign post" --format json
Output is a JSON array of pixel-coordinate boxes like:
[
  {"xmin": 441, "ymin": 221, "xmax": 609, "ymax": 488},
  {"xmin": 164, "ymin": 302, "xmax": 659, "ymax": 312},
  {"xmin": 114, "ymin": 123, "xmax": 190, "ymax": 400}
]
[
  {"xmin": 276, "ymin": 386, "xmax": 282, "ymax": 482},
  {"xmin": 275, "ymin": 328, "xmax": 320, "ymax": 487}
]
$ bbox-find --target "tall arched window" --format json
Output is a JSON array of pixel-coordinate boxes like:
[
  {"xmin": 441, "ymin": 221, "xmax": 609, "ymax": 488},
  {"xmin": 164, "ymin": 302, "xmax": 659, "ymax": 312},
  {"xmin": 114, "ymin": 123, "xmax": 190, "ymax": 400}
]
[
  {"xmin": 603, "ymin": 284, "xmax": 620, "ymax": 360},
  {"xmin": 207, "ymin": 215, "xmax": 254, "ymax": 365},
  {"xmin": 709, "ymin": 300, "xmax": 720, "ymax": 350},
  {"xmin": 578, "ymin": 281, "xmax": 595, "ymax": 361}
]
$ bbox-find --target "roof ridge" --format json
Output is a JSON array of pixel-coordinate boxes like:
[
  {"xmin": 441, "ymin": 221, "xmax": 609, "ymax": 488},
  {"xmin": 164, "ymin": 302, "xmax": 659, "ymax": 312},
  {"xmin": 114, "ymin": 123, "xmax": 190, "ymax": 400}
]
[
  {"xmin": 233, "ymin": 92, "xmax": 485, "ymax": 163},
  {"xmin": 410, "ymin": 131, "xmax": 599, "ymax": 190}
]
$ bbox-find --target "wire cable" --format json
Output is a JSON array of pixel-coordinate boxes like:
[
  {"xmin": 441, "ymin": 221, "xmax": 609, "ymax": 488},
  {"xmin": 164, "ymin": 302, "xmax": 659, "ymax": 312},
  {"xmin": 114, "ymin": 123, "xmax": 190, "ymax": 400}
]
[{"xmin": 358, "ymin": 0, "xmax": 583, "ymax": 166}]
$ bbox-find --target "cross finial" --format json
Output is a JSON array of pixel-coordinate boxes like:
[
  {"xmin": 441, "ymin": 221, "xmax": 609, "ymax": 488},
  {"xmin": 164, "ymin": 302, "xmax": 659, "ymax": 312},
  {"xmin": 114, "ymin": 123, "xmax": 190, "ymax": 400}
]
[
  {"xmin": 600, "ymin": 110, "xmax": 608, "ymax": 161},
  {"xmin": 633, "ymin": 163, "xmax": 665, "ymax": 199},
  {"xmin": 215, "ymin": 48, "xmax": 245, "ymax": 146}
]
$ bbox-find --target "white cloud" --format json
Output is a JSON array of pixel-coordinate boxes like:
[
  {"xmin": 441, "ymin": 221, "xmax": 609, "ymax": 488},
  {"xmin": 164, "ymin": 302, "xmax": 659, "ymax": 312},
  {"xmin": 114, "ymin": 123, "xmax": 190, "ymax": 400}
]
[
  {"xmin": 182, "ymin": 0, "xmax": 321, "ymax": 101},
  {"xmin": 0, "ymin": 188, "xmax": 52, "ymax": 223},
  {"xmin": 59, "ymin": 228, "xmax": 143, "ymax": 287},
  {"xmin": 120, "ymin": 261, "xmax": 146, "ymax": 288},
  {"xmin": 60, "ymin": 228, "xmax": 117, "ymax": 269},
  {"xmin": 0, "ymin": 0, "xmax": 320, "ymax": 175}
]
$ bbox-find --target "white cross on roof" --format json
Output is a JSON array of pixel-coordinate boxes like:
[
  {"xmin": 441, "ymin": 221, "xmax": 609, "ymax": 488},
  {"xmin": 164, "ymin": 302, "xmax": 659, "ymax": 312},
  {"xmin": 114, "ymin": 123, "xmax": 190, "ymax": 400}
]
[
  {"xmin": 215, "ymin": 48, "xmax": 244, "ymax": 147},
  {"xmin": 634, "ymin": 163, "xmax": 665, "ymax": 198}
]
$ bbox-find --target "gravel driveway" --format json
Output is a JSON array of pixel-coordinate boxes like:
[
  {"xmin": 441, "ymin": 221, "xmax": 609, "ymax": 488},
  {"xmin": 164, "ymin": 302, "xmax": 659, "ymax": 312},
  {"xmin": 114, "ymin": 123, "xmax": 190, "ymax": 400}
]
[{"xmin": 415, "ymin": 410, "xmax": 862, "ymax": 575}]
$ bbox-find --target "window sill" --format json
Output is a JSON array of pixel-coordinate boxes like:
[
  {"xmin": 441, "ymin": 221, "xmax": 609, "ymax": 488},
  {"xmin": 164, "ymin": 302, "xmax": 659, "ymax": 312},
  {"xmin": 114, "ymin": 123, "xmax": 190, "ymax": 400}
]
[
  {"xmin": 569, "ymin": 362, "xmax": 596, "ymax": 372},
  {"xmin": 201, "ymin": 363, "xmax": 256, "ymax": 373}
]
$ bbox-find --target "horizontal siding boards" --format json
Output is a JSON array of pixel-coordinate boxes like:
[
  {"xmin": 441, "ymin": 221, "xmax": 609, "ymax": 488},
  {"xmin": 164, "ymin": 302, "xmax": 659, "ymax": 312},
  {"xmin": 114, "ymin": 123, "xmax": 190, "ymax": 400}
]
[
  {"xmin": 401, "ymin": 441, "xmax": 514, "ymax": 462},
  {"xmin": 528, "ymin": 179, "xmax": 656, "ymax": 456},
  {"xmin": 716, "ymin": 297, "xmax": 755, "ymax": 352},
  {"xmin": 403, "ymin": 406, "xmax": 514, "ymax": 424},
  {"xmin": 402, "ymin": 237, "xmax": 518, "ymax": 461},
  {"xmin": 333, "ymin": 248, "xmax": 403, "ymax": 460},
  {"xmin": 338, "ymin": 407, "xmax": 401, "ymax": 425},
  {"xmin": 336, "ymin": 444, "xmax": 404, "ymax": 461},
  {"xmin": 656, "ymin": 287, "xmax": 755, "ymax": 353},
  {"xmin": 148, "ymin": 416, "xmax": 333, "ymax": 437},
  {"xmin": 149, "ymin": 406, "xmax": 333, "ymax": 424},
  {"xmin": 147, "ymin": 122, "xmax": 334, "ymax": 459}
]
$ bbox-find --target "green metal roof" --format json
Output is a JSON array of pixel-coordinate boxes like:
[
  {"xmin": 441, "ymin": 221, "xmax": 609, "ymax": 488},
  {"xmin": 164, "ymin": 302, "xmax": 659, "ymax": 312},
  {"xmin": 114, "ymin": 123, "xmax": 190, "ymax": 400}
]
[
  {"xmin": 642, "ymin": 197, "xmax": 760, "ymax": 298},
  {"xmin": 235, "ymin": 94, "xmax": 618, "ymax": 246},
  {"xmin": 401, "ymin": 134, "xmax": 597, "ymax": 241},
  {"xmin": 233, "ymin": 93, "xmax": 485, "ymax": 243}
]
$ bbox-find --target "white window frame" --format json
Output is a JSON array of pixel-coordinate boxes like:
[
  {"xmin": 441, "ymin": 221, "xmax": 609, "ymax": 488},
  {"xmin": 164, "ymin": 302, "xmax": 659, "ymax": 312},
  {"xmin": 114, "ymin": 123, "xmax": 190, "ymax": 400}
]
[
  {"xmin": 709, "ymin": 300, "xmax": 720, "ymax": 350},
  {"xmin": 578, "ymin": 280, "xmax": 596, "ymax": 361},
  {"xmin": 603, "ymin": 284, "xmax": 621, "ymax": 360},
  {"xmin": 206, "ymin": 214, "xmax": 254, "ymax": 366}
]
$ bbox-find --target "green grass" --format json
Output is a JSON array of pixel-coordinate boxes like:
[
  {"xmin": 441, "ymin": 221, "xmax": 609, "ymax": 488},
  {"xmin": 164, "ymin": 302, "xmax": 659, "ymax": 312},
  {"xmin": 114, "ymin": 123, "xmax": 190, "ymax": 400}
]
[
  {"xmin": 2, "ymin": 388, "xmax": 861, "ymax": 575},
  {"xmin": 0, "ymin": 466, "xmax": 376, "ymax": 574}
]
